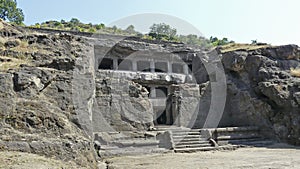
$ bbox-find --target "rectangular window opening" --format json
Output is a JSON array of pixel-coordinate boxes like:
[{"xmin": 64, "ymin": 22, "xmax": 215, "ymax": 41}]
[
  {"xmin": 172, "ymin": 63, "xmax": 184, "ymax": 74},
  {"xmin": 155, "ymin": 62, "xmax": 168, "ymax": 73},
  {"xmin": 99, "ymin": 58, "xmax": 114, "ymax": 70},
  {"xmin": 137, "ymin": 60, "xmax": 151, "ymax": 72}
]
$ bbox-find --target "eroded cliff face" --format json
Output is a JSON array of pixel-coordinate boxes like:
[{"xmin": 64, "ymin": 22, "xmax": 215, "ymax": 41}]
[
  {"xmin": 0, "ymin": 20, "xmax": 300, "ymax": 167},
  {"xmin": 0, "ymin": 21, "xmax": 98, "ymax": 168},
  {"xmin": 219, "ymin": 45, "xmax": 300, "ymax": 145}
]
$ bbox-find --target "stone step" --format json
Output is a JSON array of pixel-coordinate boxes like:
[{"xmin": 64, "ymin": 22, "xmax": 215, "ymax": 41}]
[
  {"xmin": 114, "ymin": 137, "xmax": 157, "ymax": 141},
  {"xmin": 172, "ymin": 134, "xmax": 202, "ymax": 139},
  {"xmin": 175, "ymin": 143, "xmax": 212, "ymax": 149},
  {"xmin": 212, "ymin": 126, "xmax": 260, "ymax": 133},
  {"xmin": 174, "ymin": 146, "xmax": 216, "ymax": 153},
  {"xmin": 167, "ymin": 126, "xmax": 271, "ymax": 154},
  {"xmin": 172, "ymin": 131, "xmax": 201, "ymax": 135},
  {"xmin": 172, "ymin": 134, "xmax": 207, "ymax": 139},
  {"xmin": 112, "ymin": 140, "xmax": 159, "ymax": 147},
  {"xmin": 156, "ymin": 127, "xmax": 201, "ymax": 133},
  {"xmin": 174, "ymin": 145, "xmax": 239, "ymax": 153},
  {"xmin": 176, "ymin": 140, "xmax": 209, "ymax": 145},
  {"xmin": 173, "ymin": 136, "xmax": 205, "ymax": 141},
  {"xmin": 155, "ymin": 126, "xmax": 190, "ymax": 131},
  {"xmin": 217, "ymin": 133, "xmax": 260, "ymax": 140},
  {"xmin": 100, "ymin": 147, "xmax": 170, "ymax": 157},
  {"xmin": 171, "ymin": 129, "xmax": 201, "ymax": 132},
  {"xmin": 156, "ymin": 128, "xmax": 182, "ymax": 132},
  {"xmin": 217, "ymin": 138, "xmax": 261, "ymax": 145},
  {"xmin": 173, "ymin": 137, "xmax": 207, "ymax": 142},
  {"xmin": 228, "ymin": 140, "xmax": 275, "ymax": 147}
]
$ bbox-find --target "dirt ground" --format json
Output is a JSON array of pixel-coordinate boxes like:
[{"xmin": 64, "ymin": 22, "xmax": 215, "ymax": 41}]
[
  {"xmin": 1, "ymin": 143, "xmax": 299, "ymax": 169},
  {"xmin": 105, "ymin": 143, "xmax": 300, "ymax": 169},
  {"xmin": 0, "ymin": 151, "xmax": 86, "ymax": 169}
]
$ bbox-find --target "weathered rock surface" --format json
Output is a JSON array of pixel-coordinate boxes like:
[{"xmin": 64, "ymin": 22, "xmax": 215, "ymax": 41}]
[
  {"xmin": 0, "ymin": 20, "xmax": 300, "ymax": 168},
  {"xmin": 0, "ymin": 21, "xmax": 98, "ymax": 168},
  {"xmin": 219, "ymin": 45, "xmax": 300, "ymax": 145}
]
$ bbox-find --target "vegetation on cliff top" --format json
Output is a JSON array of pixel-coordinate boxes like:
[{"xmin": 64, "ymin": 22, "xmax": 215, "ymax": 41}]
[
  {"xmin": 0, "ymin": 1, "xmax": 271, "ymax": 49},
  {"xmin": 0, "ymin": 1, "xmax": 237, "ymax": 47},
  {"xmin": 29, "ymin": 18, "xmax": 236, "ymax": 48},
  {"xmin": 0, "ymin": 0, "xmax": 24, "ymax": 24}
]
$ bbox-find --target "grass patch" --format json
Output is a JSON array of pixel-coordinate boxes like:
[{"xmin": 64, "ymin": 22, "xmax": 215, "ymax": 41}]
[
  {"xmin": 0, "ymin": 37, "xmax": 8, "ymax": 50},
  {"xmin": 0, "ymin": 56, "xmax": 31, "ymax": 72},
  {"xmin": 10, "ymin": 39, "xmax": 39, "ymax": 53},
  {"xmin": 220, "ymin": 43, "xmax": 271, "ymax": 53},
  {"xmin": 0, "ymin": 37, "xmax": 38, "ymax": 53},
  {"xmin": 290, "ymin": 68, "xmax": 300, "ymax": 77}
]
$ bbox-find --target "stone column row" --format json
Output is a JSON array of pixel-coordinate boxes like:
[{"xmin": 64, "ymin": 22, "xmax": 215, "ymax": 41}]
[{"xmin": 112, "ymin": 58, "xmax": 189, "ymax": 75}]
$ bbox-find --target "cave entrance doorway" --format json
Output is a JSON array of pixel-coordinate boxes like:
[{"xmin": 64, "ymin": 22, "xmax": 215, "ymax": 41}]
[
  {"xmin": 145, "ymin": 85, "xmax": 174, "ymax": 125},
  {"xmin": 153, "ymin": 102, "xmax": 173, "ymax": 126},
  {"xmin": 156, "ymin": 110, "xmax": 167, "ymax": 125}
]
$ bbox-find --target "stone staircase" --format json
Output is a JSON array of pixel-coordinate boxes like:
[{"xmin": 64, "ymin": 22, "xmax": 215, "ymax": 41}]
[
  {"xmin": 155, "ymin": 126, "xmax": 219, "ymax": 153},
  {"xmin": 156, "ymin": 126, "xmax": 276, "ymax": 153},
  {"xmin": 96, "ymin": 132, "xmax": 169, "ymax": 157},
  {"xmin": 211, "ymin": 126, "xmax": 275, "ymax": 147},
  {"xmin": 96, "ymin": 126, "xmax": 276, "ymax": 156},
  {"xmin": 171, "ymin": 129, "xmax": 216, "ymax": 153}
]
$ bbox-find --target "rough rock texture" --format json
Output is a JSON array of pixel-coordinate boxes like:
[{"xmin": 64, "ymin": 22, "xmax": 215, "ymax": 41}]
[
  {"xmin": 0, "ymin": 20, "xmax": 300, "ymax": 167},
  {"xmin": 93, "ymin": 70, "xmax": 154, "ymax": 132},
  {"xmin": 0, "ymin": 21, "xmax": 97, "ymax": 168},
  {"xmin": 177, "ymin": 83, "xmax": 201, "ymax": 127},
  {"xmin": 219, "ymin": 45, "xmax": 300, "ymax": 145}
]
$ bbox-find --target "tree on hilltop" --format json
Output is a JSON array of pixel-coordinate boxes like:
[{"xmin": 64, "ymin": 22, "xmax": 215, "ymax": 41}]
[
  {"xmin": 0, "ymin": 0, "xmax": 24, "ymax": 24},
  {"xmin": 149, "ymin": 23, "xmax": 177, "ymax": 41},
  {"xmin": 125, "ymin": 25, "xmax": 136, "ymax": 34}
]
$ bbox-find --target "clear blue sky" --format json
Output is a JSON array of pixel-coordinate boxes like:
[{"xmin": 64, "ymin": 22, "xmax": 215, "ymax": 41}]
[{"xmin": 18, "ymin": 0, "xmax": 300, "ymax": 45}]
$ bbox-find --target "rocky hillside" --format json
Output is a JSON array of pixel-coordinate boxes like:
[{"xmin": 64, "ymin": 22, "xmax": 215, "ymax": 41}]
[
  {"xmin": 0, "ymin": 20, "xmax": 299, "ymax": 168},
  {"xmin": 219, "ymin": 43, "xmax": 300, "ymax": 145},
  {"xmin": 0, "ymin": 21, "xmax": 98, "ymax": 168}
]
